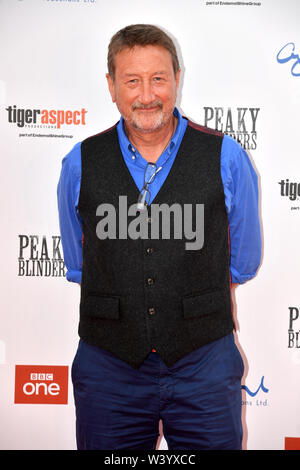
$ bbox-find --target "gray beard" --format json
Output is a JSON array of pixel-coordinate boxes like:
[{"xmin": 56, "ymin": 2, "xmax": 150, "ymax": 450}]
[{"xmin": 126, "ymin": 108, "xmax": 173, "ymax": 134}]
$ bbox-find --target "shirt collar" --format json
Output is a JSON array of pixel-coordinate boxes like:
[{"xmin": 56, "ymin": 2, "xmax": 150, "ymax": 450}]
[{"xmin": 117, "ymin": 107, "xmax": 183, "ymax": 168}]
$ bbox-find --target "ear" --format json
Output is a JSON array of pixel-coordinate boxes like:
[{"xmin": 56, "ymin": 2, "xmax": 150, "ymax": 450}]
[
  {"xmin": 175, "ymin": 68, "xmax": 181, "ymax": 91},
  {"xmin": 106, "ymin": 73, "xmax": 116, "ymax": 103}
]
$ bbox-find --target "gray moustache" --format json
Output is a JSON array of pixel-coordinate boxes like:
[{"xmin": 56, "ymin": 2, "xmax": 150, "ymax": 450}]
[{"xmin": 132, "ymin": 102, "xmax": 163, "ymax": 111}]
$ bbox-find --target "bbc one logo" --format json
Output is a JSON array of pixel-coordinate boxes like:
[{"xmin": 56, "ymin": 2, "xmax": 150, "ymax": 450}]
[
  {"xmin": 14, "ymin": 365, "xmax": 68, "ymax": 404},
  {"xmin": 6, "ymin": 105, "xmax": 87, "ymax": 129}
]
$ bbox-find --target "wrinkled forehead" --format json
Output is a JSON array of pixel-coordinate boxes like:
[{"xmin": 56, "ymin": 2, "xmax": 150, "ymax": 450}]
[{"xmin": 113, "ymin": 45, "xmax": 175, "ymax": 78}]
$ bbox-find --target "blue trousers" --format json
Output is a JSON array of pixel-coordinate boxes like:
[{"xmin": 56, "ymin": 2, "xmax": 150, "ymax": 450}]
[{"xmin": 71, "ymin": 333, "xmax": 244, "ymax": 450}]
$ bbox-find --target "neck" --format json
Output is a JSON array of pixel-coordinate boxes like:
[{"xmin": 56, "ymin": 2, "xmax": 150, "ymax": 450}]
[{"xmin": 124, "ymin": 115, "xmax": 176, "ymax": 163}]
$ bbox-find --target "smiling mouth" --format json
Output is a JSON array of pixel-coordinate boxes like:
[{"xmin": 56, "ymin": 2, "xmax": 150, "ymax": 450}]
[{"xmin": 136, "ymin": 107, "xmax": 160, "ymax": 112}]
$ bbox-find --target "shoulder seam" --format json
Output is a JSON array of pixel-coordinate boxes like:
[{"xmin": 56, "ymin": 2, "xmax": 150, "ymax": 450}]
[
  {"xmin": 83, "ymin": 123, "xmax": 118, "ymax": 143},
  {"xmin": 187, "ymin": 118, "xmax": 224, "ymax": 138}
]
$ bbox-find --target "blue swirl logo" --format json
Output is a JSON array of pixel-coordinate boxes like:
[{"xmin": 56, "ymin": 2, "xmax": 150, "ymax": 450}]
[
  {"xmin": 241, "ymin": 376, "xmax": 269, "ymax": 397},
  {"xmin": 277, "ymin": 42, "xmax": 300, "ymax": 77}
]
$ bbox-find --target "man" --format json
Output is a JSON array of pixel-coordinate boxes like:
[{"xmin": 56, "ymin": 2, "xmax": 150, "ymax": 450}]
[{"xmin": 57, "ymin": 24, "xmax": 261, "ymax": 450}]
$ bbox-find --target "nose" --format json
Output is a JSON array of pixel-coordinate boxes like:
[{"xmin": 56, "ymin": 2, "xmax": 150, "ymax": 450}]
[{"xmin": 139, "ymin": 80, "xmax": 155, "ymax": 105}]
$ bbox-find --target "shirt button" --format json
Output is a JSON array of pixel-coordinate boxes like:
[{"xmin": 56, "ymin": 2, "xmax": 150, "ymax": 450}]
[
  {"xmin": 148, "ymin": 307, "xmax": 156, "ymax": 315},
  {"xmin": 146, "ymin": 247, "xmax": 153, "ymax": 254},
  {"xmin": 147, "ymin": 217, "xmax": 152, "ymax": 223},
  {"xmin": 147, "ymin": 277, "xmax": 154, "ymax": 286}
]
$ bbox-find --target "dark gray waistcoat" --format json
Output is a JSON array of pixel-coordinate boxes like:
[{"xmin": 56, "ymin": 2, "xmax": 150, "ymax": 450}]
[{"xmin": 78, "ymin": 121, "xmax": 234, "ymax": 369}]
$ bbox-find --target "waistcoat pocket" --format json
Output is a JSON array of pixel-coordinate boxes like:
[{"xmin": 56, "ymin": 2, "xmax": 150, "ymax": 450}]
[
  {"xmin": 83, "ymin": 295, "xmax": 120, "ymax": 320},
  {"xmin": 182, "ymin": 289, "xmax": 227, "ymax": 319}
]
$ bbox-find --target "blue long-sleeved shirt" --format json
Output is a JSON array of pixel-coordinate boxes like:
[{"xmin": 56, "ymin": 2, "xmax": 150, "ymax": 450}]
[{"xmin": 57, "ymin": 108, "xmax": 261, "ymax": 285}]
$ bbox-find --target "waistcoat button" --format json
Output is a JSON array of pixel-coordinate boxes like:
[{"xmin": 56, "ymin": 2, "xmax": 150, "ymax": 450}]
[
  {"xmin": 146, "ymin": 247, "xmax": 153, "ymax": 254},
  {"xmin": 148, "ymin": 307, "xmax": 155, "ymax": 315},
  {"xmin": 147, "ymin": 277, "xmax": 154, "ymax": 286}
]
